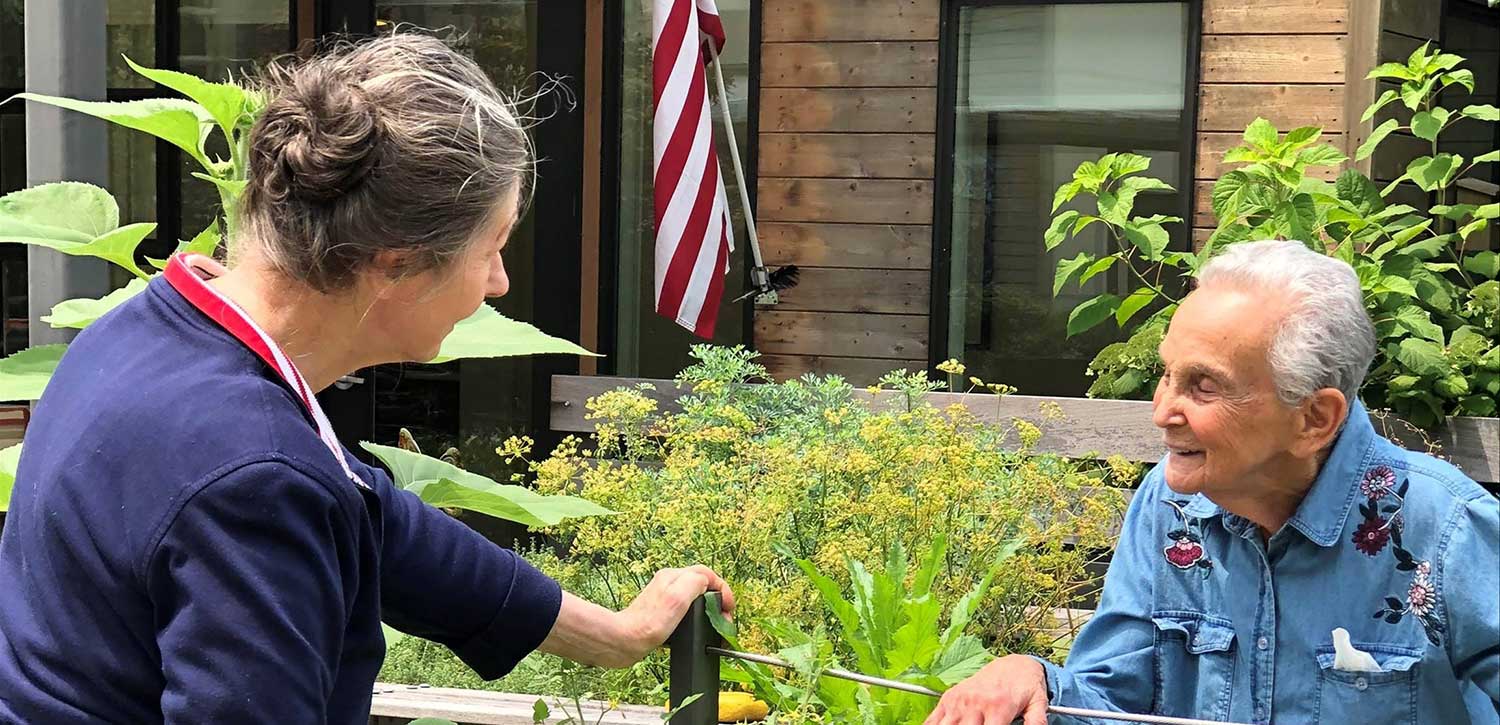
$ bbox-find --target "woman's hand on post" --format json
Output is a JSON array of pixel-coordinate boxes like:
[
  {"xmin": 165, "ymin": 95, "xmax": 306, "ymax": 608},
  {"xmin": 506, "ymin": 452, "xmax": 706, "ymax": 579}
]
[
  {"xmin": 616, "ymin": 565, "xmax": 735, "ymax": 659},
  {"xmin": 540, "ymin": 565, "xmax": 734, "ymax": 668},
  {"xmin": 924, "ymin": 654, "xmax": 1049, "ymax": 725}
]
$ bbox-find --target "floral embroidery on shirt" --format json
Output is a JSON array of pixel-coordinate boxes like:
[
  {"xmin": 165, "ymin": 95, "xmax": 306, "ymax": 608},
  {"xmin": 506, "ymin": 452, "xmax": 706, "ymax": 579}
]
[
  {"xmin": 1362, "ymin": 466, "xmax": 1445, "ymax": 646},
  {"xmin": 1353, "ymin": 466, "xmax": 1405, "ymax": 556},
  {"xmin": 1163, "ymin": 500, "xmax": 1213, "ymax": 575}
]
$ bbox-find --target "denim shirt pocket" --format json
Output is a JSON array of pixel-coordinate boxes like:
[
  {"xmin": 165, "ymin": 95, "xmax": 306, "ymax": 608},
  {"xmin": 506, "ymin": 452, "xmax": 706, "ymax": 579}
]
[
  {"xmin": 1313, "ymin": 642, "xmax": 1422, "ymax": 725},
  {"xmin": 1151, "ymin": 611, "xmax": 1237, "ymax": 721}
]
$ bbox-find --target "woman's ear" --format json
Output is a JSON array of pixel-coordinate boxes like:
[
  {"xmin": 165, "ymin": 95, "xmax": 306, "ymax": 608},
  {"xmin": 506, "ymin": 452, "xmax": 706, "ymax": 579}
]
[{"xmin": 1296, "ymin": 388, "xmax": 1349, "ymax": 457}]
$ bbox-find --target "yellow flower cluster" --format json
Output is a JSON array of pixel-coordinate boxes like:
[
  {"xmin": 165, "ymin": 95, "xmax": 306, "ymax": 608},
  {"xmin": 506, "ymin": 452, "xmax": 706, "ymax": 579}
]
[{"xmin": 525, "ymin": 352, "xmax": 1129, "ymax": 665}]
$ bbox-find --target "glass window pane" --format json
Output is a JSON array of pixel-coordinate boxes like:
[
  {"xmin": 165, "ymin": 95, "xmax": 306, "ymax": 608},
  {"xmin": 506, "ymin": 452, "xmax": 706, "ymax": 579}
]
[
  {"xmin": 178, "ymin": 0, "xmax": 290, "ymax": 81},
  {"xmin": 614, "ymin": 0, "xmax": 750, "ymax": 378},
  {"xmin": 946, "ymin": 2, "xmax": 1190, "ymax": 396},
  {"xmin": 0, "ymin": 0, "xmax": 21, "ymax": 89},
  {"xmin": 108, "ymin": 0, "xmax": 157, "ymax": 88}
]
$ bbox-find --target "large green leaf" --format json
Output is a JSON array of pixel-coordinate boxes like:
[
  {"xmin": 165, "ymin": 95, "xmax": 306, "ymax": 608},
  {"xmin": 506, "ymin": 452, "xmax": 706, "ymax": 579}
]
[
  {"xmin": 123, "ymin": 56, "xmax": 248, "ymax": 141},
  {"xmin": 0, "ymin": 182, "xmax": 117, "ymax": 243},
  {"xmin": 1243, "ymin": 117, "xmax": 1278, "ymax": 150},
  {"xmin": 410, "ymin": 479, "xmax": 612, "ymax": 529},
  {"xmin": 0, "ymin": 344, "xmax": 66, "ymax": 402},
  {"xmin": 43, "ymin": 278, "xmax": 149, "ymax": 329},
  {"xmin": 1395, "ymin": 338, "xmax": 1447, "ymax": 377},
  {"xmin": 1052, "ymin": 253, "xmax": 1093, "ymax": 296},
  {"xmin": 1066, "ymin": 294, "xmax": 1122, "ymax": 337},
  {"xmin": 1116, "ymin": 288, "xmax": 1156, "ymax": 327},
  {"xmin": 1410, "ymin": 109, "xmax": 1448, "ymax": 142},
  {"xmin": 1464, "ymin": 251, "xmax": 1500, "ymax": 280},
  {"xmin": 1461, "ymin": 104, "xmax": 1499, "ymax": 122},
  {"xmin": 1044, "ymin": 210, "xmax": 1080, "ymax": 251},
  {"xmin": 13, "ymin": 94, "xmax": 211, "ymax": 168},
  {"xmin": 1392, "ymin": 305, "xmax": 1443, "ymax": 343},
  {"xmin": 1408, "ymin": 154, "xmax": 1460, "ymax": 192},
  {"xmin": 1335, "ymin": 169, "xmax": 1383, "ymax": 215},
  {"xmin": 1362, "ymin": 89, "xmax": 1399, "ymax": 122},
  {"xmin": 1357, "ymin": 119, "xmax": 1400, "ymax": 161},
  {"xmin": 0, "ymin": 443, "xmax": 20, "ymax": 512},
  {"xmin": 11, "ymin": 222, "xmax": 156, "ymax": 280},
  {"xmin": 359, "ymin": 441, "xmax": 612, "ymax": 527},
  {"xmin": 428, "ymin": 303, "xmax": 598, "ymax": 364},
  {"xmin": 1123, "ymin": 220, "xmax": 1171, "ymax": 261}
]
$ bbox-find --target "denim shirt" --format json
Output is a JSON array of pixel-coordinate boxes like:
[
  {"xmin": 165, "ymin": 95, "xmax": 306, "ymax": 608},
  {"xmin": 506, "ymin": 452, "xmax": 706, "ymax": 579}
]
[{"xmin": 1041, "ymin": 402, "xmax": 1499, "ymax": 724}]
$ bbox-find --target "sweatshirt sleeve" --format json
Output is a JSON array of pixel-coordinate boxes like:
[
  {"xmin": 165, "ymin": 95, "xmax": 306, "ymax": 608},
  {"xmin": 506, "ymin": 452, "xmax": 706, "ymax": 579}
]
[
  {"xmin": 367, "ymin": 464, "xmax": 563, "ymax": 679},
  {"xmin": 145, "ymin": 459, "xmax": 364, "ymax": 723}
]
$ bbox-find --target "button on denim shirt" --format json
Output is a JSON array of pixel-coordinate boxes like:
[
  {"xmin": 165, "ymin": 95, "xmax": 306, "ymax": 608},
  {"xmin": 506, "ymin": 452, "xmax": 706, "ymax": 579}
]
[{"xmin": 1040, "ymin": 402, "xmax": 1499, "ymax": 724}]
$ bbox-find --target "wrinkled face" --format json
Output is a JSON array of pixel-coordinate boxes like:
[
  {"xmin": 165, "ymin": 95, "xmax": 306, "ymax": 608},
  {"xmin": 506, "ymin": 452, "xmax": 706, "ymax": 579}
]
[
  {"xmin": 370, "ymin": 187, "xmax": 517, "ymax": 363},
  {"xmin": 1152, "ymin": 286, "xmax": 1303, "ymax": 499}
]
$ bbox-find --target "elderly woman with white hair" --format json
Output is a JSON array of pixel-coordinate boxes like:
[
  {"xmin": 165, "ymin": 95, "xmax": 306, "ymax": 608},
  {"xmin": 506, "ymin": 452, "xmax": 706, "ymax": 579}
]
[{"xmin": 927, "ymin": 240, "xmax": 1499, "ymax": 725}]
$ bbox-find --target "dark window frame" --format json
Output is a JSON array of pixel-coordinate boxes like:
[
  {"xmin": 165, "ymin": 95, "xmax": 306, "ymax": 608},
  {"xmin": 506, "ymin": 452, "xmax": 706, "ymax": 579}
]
[
  {"xmin": 1439, "ymin": 0, "xmax": 1500, "ymax": 187},
  {"xmin": 929, "ymin": 0, "xmax": 1202, "ymax": 377}
]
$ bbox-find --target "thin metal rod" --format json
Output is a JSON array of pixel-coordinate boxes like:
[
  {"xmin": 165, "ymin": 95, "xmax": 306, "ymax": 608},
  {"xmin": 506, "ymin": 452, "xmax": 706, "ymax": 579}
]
[
  {"xmin": 706, "ymin": 43, "xmax": 767, "ymax": 288},
  {"xmin": 707, "ymin": 647, "xmax": 1252, "ymax": 725}
]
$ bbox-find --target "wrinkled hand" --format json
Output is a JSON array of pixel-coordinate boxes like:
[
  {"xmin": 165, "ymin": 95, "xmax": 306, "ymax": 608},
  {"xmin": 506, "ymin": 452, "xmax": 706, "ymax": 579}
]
[
  {"xmin": 924, "ymin": 655, "xmax": 1049, "ymax": 725},
  {"xmin": 617, "ymin": 565, "xmax": 735, "ymax": 661}
]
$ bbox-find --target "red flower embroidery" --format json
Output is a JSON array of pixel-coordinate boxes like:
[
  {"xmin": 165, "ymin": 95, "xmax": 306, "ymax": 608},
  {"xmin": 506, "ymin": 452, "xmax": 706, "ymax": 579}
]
[
  {"xmin": 1353, "ymin": 516, "xmax": 1391, "ymax": 556},
  {"xmin": 1165, "ymin": 539, "xmax": 1203, "ymax": 568}
]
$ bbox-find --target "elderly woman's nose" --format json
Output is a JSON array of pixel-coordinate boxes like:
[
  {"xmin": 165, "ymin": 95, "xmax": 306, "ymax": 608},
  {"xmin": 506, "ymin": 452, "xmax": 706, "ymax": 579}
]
[{"xmin": 487, "ymin": 258, "xmax": 510, "ymax": 298}]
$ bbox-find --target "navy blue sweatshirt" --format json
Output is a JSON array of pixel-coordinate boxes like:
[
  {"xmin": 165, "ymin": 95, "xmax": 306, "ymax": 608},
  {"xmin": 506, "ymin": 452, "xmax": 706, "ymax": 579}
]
[{"xmin": 0, "ymin": 276, "xmax": 563, "ymax": 723}]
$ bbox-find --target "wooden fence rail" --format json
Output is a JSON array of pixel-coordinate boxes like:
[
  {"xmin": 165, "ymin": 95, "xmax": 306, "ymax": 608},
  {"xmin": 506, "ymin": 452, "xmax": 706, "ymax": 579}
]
[{"xmin": 551, "ymin": 375, "xmax": 1500, "ymax": 485}]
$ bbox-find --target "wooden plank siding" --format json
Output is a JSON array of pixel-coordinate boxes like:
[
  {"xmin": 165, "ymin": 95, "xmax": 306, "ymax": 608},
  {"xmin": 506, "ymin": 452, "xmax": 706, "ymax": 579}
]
[
  {"xmin": 1193, "ymin": 0, "xmax": 1358, "ymax": 244},
  {"xmin": 755, "ymin": 0, "xmax": 940, "ymax": 384},
  {"xmin": 550, "ymin": 376, "xmax": 1500, "ymax": 485}
]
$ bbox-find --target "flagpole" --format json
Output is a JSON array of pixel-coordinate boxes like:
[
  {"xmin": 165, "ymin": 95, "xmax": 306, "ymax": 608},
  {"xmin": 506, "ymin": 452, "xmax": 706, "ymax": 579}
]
[{"xmin": 706, "ymin": 43, "xmax": 770, "ymax": 293}]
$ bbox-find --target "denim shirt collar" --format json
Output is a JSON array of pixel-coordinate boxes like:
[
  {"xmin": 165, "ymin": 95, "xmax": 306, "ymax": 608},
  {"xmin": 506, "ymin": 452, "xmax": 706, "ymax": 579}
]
[{"xmin": 1177, "ymin": 400, "xmax": 1378, "ymax": 546}]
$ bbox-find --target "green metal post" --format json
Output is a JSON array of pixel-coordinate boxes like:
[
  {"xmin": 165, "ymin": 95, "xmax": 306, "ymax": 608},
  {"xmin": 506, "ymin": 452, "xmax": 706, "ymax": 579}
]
[{"xmin": 667, "ymin": 597, "xmax": 719, "ymax": 725}]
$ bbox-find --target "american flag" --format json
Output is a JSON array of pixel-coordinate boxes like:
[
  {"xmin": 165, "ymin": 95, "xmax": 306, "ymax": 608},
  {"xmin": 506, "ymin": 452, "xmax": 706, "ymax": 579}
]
[{"xmin": 651, "ymin": 0, "xmax": 733, "ymax": 338}]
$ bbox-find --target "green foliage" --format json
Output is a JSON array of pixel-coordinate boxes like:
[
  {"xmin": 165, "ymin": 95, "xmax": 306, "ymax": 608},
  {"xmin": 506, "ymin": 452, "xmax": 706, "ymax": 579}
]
[
  {"xmin": 0, "ymin": 444, "xmax": 19, "ymax": 513},
  {"xmin": 511, "ymin": 346, "xmax": 1128, "ymax": 705},
  {"xmin": 428, "ymin": 304, "xmax": 599, "ymax": 364},
  {"xmin": 724, "ymin": 537, "xmax": 1018, "ymax": 724},
  {"xmin": 0, "ymin": 345, "xmax": 67, "ymax": 403},
  {"xmin": 360, "ymin": 442, "xmax": 612, "ymax": 528},
  {"xmin": 1044, "ymin": 43, "xmax": 1500, "ymax": 423}
]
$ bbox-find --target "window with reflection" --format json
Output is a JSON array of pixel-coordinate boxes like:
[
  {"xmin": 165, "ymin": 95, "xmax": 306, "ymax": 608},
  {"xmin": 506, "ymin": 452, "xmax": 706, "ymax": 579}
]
[{"xmin": 941, "ymin": 1, "xmax": 1192, "ymax": 396}]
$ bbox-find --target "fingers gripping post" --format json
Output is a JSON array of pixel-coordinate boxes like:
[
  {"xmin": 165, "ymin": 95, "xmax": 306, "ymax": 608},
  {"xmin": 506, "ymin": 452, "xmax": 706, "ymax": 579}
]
[{"xmin": 667, "ymin": 597, "xmax": 720, "ymax": 725}]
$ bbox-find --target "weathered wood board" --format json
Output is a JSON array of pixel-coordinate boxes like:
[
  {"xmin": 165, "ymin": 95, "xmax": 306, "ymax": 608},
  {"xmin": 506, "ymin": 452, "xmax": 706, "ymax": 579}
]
[
  {"xmin": 758, "ymin": 133, "xmax": 934, "ymax": 179},
  {"xmin": 761, "ymin": 41, "xmax": 938, "ymax": 88},
  {"xmin": 758, "ymin": 178, "xmax": 934, "ymax": 225},
  {"xmin": 758, "ymin": 222, "xmax": 931, "ymax": 270},
  {"xmin": 762, "ymin": 0, "xmax": 939, "ymax": 42},
  {"xmin": 766, "ymin": 267, "xmax": 930, "ymax": 314},
  {"xmin": 753, "ymin": 310, "xmax": 929, "ymax": 359},
  {"xmin": 759, "ymin": 88, "xmax": 937, "ymax": 133},
  {"xmin": 1202, "ymin": 0, "xmax": 1348, "ymax": 34}
]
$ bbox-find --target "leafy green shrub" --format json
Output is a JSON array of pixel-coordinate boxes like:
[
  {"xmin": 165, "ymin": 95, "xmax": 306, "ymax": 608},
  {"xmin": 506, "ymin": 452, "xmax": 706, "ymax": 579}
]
[
  {"xmin": 718, "ymin": 536, "xmax": 1016, "ymax": 724},
  {"xmin": 1045, "ymin": 43, "xmax": 1498, "ymax": 425},
  {"xmin": 498, "ymin": 346, "xmax": 1128, "ymax": 700}
]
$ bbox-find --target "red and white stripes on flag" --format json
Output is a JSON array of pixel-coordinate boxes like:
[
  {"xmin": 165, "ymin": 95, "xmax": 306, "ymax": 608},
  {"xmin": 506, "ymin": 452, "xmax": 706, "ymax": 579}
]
[{"xmin": 651, "ymin": 0, "xmax": 733, "ymax": 338}]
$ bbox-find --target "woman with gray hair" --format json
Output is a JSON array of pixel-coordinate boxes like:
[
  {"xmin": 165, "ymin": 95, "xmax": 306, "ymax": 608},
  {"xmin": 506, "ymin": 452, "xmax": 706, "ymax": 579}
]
[
  {"xmin": 928, "ymin": 240, "xmax": 1499, "ymax": 724},
  {"xmin": 0, "ymin": 34, "xmax": 732, "ymax": 723}
]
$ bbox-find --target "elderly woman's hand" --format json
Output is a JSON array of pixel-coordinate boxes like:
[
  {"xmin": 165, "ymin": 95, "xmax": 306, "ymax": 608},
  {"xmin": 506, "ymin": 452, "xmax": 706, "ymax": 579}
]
[
  {"xmin": 924, "ymin": 654, "xmax": 1049, "ymax": 725},
  {"xmin": 541, "ymin": 565, "xmax": 734, "ymax": 668}
]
